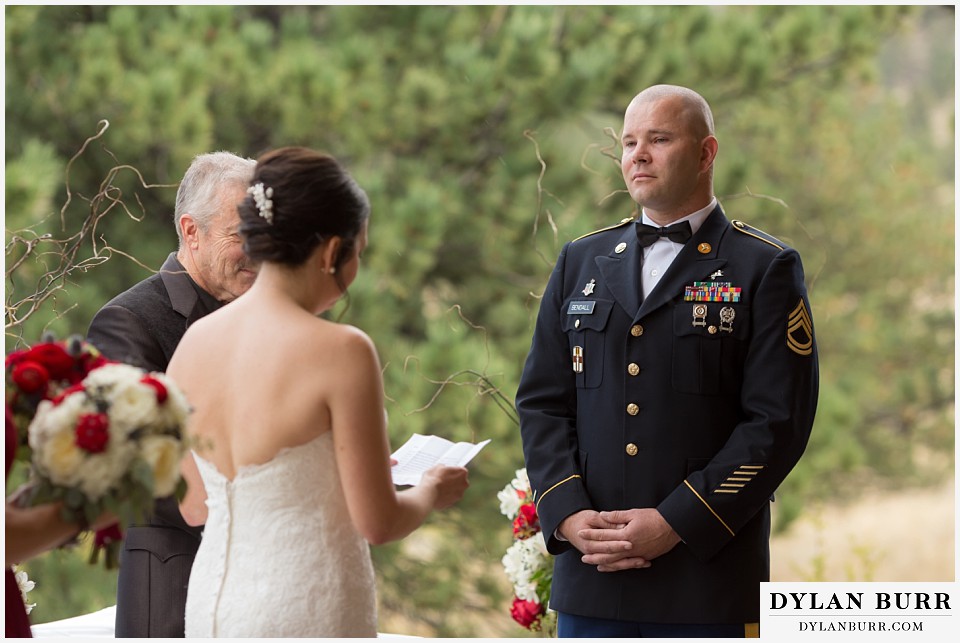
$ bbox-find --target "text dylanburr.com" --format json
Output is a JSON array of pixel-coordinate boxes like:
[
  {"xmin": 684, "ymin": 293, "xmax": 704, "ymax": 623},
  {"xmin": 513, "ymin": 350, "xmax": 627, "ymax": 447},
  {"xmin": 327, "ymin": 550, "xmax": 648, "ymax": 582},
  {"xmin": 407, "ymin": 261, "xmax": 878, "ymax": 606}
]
[{"xmin": 761, "ymin": 582, "xmax": 957, "ymax": 639}]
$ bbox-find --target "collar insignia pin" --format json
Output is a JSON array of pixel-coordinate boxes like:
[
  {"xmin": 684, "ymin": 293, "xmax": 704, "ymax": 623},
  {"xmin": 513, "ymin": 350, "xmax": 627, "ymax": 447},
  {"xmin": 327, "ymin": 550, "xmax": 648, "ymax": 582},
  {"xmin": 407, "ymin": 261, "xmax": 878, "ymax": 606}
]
[{"xmin": 582, "ymin": 279, "xmax": 596, "ymax": 296}]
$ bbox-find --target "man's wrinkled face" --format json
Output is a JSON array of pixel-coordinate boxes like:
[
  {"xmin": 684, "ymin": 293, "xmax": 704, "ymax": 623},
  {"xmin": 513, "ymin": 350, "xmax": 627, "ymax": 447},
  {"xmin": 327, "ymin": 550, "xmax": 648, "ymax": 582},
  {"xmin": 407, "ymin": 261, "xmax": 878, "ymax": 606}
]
[{"xmin": 191, "ymin": 184, "xmax": 259, "ymax": 302}]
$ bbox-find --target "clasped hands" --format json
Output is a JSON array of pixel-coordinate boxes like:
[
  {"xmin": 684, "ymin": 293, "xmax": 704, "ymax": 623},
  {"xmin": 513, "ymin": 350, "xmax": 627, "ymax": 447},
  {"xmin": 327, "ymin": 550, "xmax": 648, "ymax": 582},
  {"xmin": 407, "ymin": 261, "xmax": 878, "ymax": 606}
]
[{"xmin": 559, "ymin": 508, "xmax": 681, "ymax": 572}]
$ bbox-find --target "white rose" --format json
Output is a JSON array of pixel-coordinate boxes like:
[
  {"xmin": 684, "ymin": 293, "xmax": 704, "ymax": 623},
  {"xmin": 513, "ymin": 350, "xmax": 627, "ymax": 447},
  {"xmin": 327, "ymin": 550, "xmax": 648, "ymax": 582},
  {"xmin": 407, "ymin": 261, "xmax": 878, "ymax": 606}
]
[
  {"xmin": 108, "ymin": 381, "xmax": 160, "ymax": 432},
  {"xmin": 82, "ymin": 363, "xmax": 143, "ymax": 391},
  {"xmin": 149, "ymin": 372, "xmax": 191, "ymax": 430},
  {"xmin": 75, "ymin": 443, "xmax": 134, "ymax": 501},
  {"xmin": 72, "ymin": 419, "xmax": 137, "ymax": 501},
  {"xmin": 30, "ymin": 397, "xmax": 87, "ymax": 485},
  {"xmin": 139, "ymin": 435, "xmax": 184, "ymax": 497},
  {"xmin": 29, "ymin": 395, "xmax": 79, "ymax": 448},
  {"xmin": 35, "ymin": 429, "xmax": 86, "ymax": 486}
]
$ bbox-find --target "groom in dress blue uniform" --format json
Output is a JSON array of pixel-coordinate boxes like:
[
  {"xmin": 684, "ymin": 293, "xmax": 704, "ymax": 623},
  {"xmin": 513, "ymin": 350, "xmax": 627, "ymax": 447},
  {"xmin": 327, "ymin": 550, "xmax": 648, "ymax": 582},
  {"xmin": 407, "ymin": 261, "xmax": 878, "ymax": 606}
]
[
  {"xmin": 516, "ymin": 85, "xmax": 819, "ymax": 637},
  {"xmin": 86, "ymin": 151, "xmax": 257, "ymax": 637}
]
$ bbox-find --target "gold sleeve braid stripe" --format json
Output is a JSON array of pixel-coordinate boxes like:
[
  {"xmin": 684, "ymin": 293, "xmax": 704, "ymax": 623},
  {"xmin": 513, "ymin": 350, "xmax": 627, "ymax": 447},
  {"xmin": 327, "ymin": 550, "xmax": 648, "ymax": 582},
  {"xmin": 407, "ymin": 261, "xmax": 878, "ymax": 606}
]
[
  {"xmin": 535, "ymin": 474, "xmax": 582, "ymax": 512},
  {"xmin": 684, "ymin": 480, "xmax": 735, "ymax": 537},
  {"xmin": 714, "ymin": 464, "xmax": 765, "ymax": 495}
]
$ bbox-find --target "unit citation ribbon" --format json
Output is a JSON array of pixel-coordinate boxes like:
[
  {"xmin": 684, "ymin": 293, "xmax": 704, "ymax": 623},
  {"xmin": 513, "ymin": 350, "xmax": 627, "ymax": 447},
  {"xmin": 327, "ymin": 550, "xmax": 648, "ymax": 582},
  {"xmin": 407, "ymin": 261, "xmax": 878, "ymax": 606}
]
[{"xmin": 684, "ymin": 282, "xmax": 742, "ymax": 302}]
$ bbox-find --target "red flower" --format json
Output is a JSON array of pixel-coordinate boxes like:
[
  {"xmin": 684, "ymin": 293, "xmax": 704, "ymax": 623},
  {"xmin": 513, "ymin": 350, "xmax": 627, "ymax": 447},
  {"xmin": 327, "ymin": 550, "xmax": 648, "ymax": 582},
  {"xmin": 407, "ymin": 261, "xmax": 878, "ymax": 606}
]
[
  {"xmin": 5, "ymin": 349, "xmax": 28, "ymax": 370},
  {"xmin": 510, "ymin": 597, "xmax": 544, "ymax": 630},
  {"xmin": 80, "ymin": 353, "xmax": 110, "ymax": 376},
  {"xmin": 52, "ymin": 383, "xmax": 85, "ymax": 406},
  {"xmin": 94, "ymin": 523, "xmax": 123, "ymax": 548},
  {"xmin": 512, "ymin": 502, "xmax": 541, "ymax": 539},
  {"xmin": 11, "ymin": 361, "xmax": 49, "ymax": 395},
  {"xmin": 24, "ymin": 343, "xmax": 75, "ymax": 380},
  {"xmin": 139, "ymin": 375, "xmax": 168, "ymax": 404},
  {"xmin": 74, "ymin": 412, "xmax": 110, "ymax": 453},
  {"xmin": 92, "ymin": 523, "xmax": 124, "ymax": 570}
]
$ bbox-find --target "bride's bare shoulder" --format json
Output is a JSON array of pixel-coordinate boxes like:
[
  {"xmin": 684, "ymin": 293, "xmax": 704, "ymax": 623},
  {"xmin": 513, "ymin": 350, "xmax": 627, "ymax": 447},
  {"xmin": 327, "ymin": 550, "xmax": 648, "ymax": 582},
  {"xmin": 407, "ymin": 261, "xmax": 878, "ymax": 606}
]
[{"xmin": 314, "ymin": 320, "xmax": 377, "ymax": 354}]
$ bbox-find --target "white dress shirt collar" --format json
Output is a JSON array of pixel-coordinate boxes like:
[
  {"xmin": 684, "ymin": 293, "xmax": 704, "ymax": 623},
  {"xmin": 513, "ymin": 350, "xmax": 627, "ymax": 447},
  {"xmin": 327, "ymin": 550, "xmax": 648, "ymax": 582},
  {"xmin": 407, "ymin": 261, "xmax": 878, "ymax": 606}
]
[{"xmin": 640, "ymin": 196, "xmax": 717, "ymax": 235}]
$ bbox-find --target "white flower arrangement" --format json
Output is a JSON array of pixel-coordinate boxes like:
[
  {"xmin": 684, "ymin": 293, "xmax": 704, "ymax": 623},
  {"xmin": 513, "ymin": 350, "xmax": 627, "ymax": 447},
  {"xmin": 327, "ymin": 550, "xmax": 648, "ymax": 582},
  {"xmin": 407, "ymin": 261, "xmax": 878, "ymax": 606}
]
[
  {"xmin": 499, "ymin": 467, "xmax": 555, "ymax": 632},
  {"xmin": 14, "ymin": 566, "xmax": 36, "ymax": 614},
  {"xmin": 502, "ymin": 531, "xmax": 550, "ymax": 602},
  {"xmin": 247, "ymin": 182, "xmax": 275, "ymax": 224}
]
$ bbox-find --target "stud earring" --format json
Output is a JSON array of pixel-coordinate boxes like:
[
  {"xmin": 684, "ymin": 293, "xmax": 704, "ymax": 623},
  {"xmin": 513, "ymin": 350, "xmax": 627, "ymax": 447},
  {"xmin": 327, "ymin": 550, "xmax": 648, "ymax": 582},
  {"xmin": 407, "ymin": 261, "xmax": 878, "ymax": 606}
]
[{"xmin": 328, "ymin": 267, "xmax": 336, "ymax": 275}]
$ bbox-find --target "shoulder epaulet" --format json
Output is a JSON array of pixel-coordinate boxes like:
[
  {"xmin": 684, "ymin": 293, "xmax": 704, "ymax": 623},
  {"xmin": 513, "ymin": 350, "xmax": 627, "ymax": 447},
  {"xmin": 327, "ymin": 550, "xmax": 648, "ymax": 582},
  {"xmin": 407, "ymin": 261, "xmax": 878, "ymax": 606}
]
[
  {"xmin": 572, "ymin": 216, "xmax": 636, "ymax": 243},
  {"xmin": 731, "ymin": 220, "xmax": 785, "ymax": 250}
]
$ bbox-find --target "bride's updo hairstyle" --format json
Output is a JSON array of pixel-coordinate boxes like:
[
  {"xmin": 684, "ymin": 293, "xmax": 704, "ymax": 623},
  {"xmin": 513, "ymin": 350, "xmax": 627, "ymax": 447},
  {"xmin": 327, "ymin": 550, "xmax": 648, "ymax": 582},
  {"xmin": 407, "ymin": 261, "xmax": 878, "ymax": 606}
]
[{"xmin": 238, "ymin": 146, "xmax": 370, "ymax": 270}]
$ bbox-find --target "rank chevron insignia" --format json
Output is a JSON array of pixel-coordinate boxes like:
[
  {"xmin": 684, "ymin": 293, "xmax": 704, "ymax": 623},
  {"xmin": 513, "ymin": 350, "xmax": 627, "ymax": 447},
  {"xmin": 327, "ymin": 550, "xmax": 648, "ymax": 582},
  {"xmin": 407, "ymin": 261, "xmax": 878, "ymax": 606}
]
[{"xmin": 787, "ymin": 299, "xmax": 813, "ymax": 356}]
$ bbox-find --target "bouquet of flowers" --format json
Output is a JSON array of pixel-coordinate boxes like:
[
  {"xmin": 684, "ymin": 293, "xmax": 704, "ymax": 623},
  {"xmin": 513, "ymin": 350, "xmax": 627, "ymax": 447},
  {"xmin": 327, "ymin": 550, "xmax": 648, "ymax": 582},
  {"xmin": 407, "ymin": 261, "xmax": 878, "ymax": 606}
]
[
  {"xmin": 499, "ymin": 467, "xmax": 555, "ymax": 633},
  {"xmin": 5, "ymin": 334, "xmax": 110, "ymax": 461},
  {"xmin": 10, "ymin": 341, "xmax": 191, "ymax": 569}
]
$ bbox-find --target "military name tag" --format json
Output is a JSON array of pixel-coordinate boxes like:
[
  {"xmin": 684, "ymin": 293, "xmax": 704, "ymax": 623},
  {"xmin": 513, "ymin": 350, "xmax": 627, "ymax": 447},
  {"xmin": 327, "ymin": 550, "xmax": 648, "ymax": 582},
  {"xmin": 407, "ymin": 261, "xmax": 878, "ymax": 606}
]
[{"xmin": 567, "ymin": 301, "xmax": 597, "ymax": 314}]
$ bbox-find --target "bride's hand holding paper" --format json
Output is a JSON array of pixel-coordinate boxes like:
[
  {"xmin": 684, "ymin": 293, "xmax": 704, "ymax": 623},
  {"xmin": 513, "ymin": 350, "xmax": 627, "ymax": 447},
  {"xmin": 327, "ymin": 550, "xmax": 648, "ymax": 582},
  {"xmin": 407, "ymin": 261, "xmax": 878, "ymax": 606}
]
[
  {"xmin": 419, "ymin": 464, "xmax": 469, "ymax": 510},
  {"xmin": 390, "ymin": 433, "xmax": 490, "ymax": 487}
]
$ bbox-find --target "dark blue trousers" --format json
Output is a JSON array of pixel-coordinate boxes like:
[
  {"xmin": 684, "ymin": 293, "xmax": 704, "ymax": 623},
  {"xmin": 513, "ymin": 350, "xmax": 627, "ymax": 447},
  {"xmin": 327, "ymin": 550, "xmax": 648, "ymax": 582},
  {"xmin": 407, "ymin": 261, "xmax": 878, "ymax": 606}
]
[{"xmin": 558, "ymin": 612, "xmax": 756, "ymax": 638}]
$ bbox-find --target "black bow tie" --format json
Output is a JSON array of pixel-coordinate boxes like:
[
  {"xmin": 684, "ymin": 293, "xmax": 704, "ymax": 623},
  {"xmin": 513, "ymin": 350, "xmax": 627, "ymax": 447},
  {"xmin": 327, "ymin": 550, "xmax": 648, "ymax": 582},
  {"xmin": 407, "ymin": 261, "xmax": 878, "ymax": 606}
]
[{"xmin": 636, "ymin": 221, "xmax": 693, "ymax": 247}]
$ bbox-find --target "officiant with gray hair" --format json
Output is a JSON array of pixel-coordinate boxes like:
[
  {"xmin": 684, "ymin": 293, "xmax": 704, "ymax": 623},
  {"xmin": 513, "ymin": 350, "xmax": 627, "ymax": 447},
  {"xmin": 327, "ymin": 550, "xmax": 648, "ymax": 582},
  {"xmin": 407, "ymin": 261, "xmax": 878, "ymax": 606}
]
[{"xmin": 86, "ymin": 150, "xmax": 257, "ymax": 637}]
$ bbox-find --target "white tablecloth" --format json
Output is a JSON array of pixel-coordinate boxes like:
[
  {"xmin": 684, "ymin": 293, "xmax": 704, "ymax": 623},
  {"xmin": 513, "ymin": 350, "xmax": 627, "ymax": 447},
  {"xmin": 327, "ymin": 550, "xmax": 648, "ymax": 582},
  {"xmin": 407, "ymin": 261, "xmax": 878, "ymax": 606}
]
[
  {"xmin": 30, "ymin": 605, "xmax": 419, "ymax": 638},
  {"xmin": 31, "ymin": 605, "xmax": 115, "ymax": 638}
]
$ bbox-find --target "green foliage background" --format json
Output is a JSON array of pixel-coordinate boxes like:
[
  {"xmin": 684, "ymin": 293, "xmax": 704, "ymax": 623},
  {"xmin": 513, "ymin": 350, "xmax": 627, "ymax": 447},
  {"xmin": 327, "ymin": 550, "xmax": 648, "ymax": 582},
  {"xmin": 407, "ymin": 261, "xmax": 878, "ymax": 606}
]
[{"xmin": 5, "ymin": 5, "xmax": 954, "ymax": 636}]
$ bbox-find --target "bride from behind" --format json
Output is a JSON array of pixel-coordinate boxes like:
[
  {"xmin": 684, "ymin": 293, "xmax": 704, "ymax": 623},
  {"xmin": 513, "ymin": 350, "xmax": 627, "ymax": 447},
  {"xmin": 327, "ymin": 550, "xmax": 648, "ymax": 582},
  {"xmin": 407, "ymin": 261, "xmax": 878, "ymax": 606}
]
[{"xmin": 169, "ymin": 147, "xmax": 469, "ymax": 637}]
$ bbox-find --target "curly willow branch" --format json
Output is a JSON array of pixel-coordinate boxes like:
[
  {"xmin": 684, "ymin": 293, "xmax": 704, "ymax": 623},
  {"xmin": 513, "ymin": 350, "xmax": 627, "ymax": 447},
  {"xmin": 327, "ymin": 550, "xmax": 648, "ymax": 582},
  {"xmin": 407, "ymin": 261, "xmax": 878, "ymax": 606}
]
[
  {"xmin": 401, "ymin": 357, "xmax": 519, "ymax": 428},
  {"xmin": 5, "ymin": 120, "xmax": 177, "ymax": 340},
  {"xmin": 398, "ymin": 304, "xmax": 519, "ymax": 428},
  {"xmin": 719, "ymin": 187, "xmax": 824, "ymax": 294},
  {"xmin": 522, "ymin": 129, "xmax": 562, "ymax": 268}
]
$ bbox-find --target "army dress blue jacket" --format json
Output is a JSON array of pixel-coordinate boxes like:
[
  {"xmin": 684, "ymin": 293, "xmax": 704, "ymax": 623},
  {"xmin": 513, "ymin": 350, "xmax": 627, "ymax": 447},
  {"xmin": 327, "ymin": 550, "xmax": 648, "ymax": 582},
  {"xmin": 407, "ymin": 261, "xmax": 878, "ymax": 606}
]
[{"xmin": 516, "ymin": 205, "xmax": 819, "ymax": 624}]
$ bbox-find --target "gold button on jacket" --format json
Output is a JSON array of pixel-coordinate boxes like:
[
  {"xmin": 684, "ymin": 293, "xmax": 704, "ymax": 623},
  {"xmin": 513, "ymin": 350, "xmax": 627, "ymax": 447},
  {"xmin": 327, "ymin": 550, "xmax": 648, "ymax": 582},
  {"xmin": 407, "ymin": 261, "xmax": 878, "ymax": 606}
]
[
  {"xmin": 630, "ymin": 324, "xmax": 644, "ymax": 337},
  {"xmin": 625, "ymin": 443, "xmax": 638, "ymax": 456},
  {"xmin": 626, "ymin": 403, "xmax": 639, "ymax": 416}
]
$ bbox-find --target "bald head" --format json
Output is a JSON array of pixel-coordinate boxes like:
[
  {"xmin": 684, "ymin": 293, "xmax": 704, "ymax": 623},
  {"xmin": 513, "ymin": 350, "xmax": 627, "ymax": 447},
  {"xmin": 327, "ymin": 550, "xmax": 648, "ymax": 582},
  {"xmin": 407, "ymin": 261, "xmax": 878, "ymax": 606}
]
[
  {"xmin": 627, "ymin": 85, "xmax": 715, "ymax": 140},
  {"xmin": 620, "ymin": 84, "xmax": 719, "ymax": 222}
]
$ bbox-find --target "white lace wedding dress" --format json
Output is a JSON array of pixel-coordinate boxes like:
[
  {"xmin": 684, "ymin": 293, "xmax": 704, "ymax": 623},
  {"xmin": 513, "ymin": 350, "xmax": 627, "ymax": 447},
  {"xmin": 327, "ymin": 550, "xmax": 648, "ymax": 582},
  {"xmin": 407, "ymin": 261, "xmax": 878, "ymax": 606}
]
[{"xmin": 184, "ymin": 432, "xmax": 378, "ymax": 637}]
